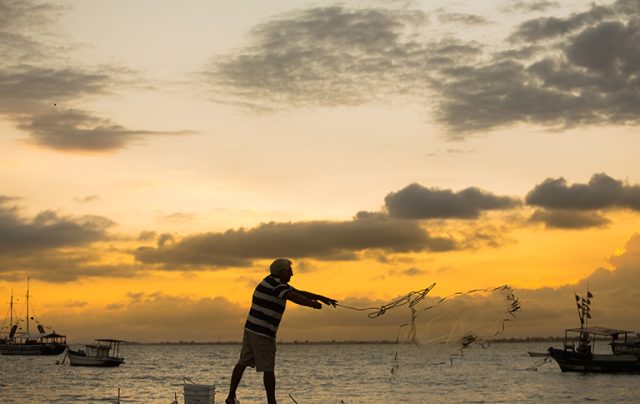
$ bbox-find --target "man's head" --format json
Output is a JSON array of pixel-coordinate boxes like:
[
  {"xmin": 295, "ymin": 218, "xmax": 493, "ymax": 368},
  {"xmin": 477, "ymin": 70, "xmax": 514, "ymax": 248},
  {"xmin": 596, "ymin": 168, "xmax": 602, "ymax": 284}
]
[{"xmin": 270, "ymin": 258, "xmax": 293, "ymax": 282}]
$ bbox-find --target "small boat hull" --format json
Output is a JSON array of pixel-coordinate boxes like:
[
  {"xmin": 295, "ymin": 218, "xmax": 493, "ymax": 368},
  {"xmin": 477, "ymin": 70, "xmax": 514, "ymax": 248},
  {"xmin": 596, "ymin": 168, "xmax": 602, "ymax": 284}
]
[
  {"xmin": 0, "ymin": 343, "xmax": 67, "ymax": 356},
  {"xmin": 548, "ymin": 348, "xmax": 640, "ymax": 373},
  {"xmin": 68, "ymin": 350, "xmax": 124, "ymax": 367}
]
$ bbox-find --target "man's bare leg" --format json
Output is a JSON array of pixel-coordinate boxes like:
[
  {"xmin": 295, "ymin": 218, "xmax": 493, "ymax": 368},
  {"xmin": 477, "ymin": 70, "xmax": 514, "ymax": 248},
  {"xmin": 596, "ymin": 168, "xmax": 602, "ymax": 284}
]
[
  {"xmin": 264, "ymin": 371, "xmax": 277, "ymax": 404},
  {"xmin": 226, "ymin": 364, "xmax": 246, "ymax": 404}
]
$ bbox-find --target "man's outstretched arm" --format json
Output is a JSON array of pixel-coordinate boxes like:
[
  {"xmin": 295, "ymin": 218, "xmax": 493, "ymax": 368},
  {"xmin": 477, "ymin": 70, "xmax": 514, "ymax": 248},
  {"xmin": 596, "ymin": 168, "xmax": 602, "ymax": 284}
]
[
  {"xmin": 292, "ymin": 290, "xmax": 338, "ymax": 307},
  {"xmin": 287, "ymin": 290, "xmax": 323, "ymax": 309}
]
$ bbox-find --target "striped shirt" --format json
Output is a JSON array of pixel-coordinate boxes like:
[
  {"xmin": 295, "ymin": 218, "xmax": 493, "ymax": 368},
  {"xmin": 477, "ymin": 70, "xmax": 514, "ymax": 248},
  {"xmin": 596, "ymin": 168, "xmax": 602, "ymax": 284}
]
[{"xmin": 244, "ymin": 275, "xmax": 293, "ymax": 339}]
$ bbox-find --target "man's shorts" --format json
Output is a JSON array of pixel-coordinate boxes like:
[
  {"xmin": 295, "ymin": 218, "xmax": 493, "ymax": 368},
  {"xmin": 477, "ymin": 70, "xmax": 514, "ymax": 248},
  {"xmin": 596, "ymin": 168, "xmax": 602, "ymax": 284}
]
[{"xmin": 236, "ymin": 330, "xmax": 276, "ymax": 372}]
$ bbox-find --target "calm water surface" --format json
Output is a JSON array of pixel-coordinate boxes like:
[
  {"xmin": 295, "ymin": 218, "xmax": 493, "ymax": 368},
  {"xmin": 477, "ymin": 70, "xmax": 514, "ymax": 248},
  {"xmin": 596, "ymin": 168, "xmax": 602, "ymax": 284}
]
[{"xmin": 1, "ymin": 342, "xmax": 639, "ymax": 403}]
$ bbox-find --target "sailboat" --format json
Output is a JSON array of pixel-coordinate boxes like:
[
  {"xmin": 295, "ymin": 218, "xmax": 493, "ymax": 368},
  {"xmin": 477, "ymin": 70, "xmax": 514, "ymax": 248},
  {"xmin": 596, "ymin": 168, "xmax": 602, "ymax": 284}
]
[{"xmin": 0, "ymin": 278, "xmax": 67, "ymax": 356}]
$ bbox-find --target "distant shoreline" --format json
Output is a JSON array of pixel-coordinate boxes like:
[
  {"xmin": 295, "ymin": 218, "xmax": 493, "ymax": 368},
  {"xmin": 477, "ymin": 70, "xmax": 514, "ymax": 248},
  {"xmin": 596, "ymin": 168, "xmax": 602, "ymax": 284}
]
[{"xmin": 116, "ymin": 336, "xmax": 565, "ymax": 346}]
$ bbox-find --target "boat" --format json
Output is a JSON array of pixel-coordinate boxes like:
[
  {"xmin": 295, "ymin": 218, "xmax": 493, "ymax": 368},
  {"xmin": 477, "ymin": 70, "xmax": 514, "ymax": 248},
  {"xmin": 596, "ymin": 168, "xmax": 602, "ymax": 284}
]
[
  {"xmin": 527, "ymin": 351, "xmax": 550, "ymax": 358},
  {"xmin": 0, "ymin": 279, "xmax": 67, "ymax": 356},
  {"xmin": 66, "ymin": 339, "xmax": 125, "ymax": 367},
  {"xmin": 546, "ymin": 290, "xmax": 640, "ymax": 373},
  {"xmin": 0, "ymin": 331, "xmax": 67, "ymax": 356},
  {"xmin": 548, "ymin": 327, "xmax": 640, "ymax": 373}
]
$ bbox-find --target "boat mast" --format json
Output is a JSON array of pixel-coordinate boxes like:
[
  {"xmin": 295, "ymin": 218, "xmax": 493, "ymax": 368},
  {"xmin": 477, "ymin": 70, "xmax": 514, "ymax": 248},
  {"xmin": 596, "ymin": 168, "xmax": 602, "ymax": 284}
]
[
  {"xmin": 26, "ymin": 277, "xmax": 30, "ymax": 334},
  {"xmin": 10, "ymin": 289, "xmax": 13, "ymax": 329}
]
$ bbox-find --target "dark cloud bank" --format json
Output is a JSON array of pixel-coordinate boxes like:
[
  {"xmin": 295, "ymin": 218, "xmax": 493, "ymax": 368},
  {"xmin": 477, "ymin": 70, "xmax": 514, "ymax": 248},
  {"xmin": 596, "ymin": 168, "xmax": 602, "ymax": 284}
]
[
  {"xmin": 134, "ymin": 217, "xmax": 458, "ymax": 269},
  {"xmin": 135, "ymin": 183, "xmax": 525, "ymax": 269},
  {"xmin": 3, "ymin": 173, "xmax": 639, "ymax": 280},
  {"xmin": 209, "ymin": 0, "xmax": 640, "ymax": 135},
  {"xmin": 527, "ymin": 173, "xmax": 640, "ymax": 229},
  {"xmin": 0, "ymin": 196, "xmax": 134, "ymax": 282},
  {"xmin": 133, "ymin": 173, "xmax": 640, "ymax": 268},
  {"xmin": 383, "ymin": 183, "xmax": 521, "ymax": 219}
]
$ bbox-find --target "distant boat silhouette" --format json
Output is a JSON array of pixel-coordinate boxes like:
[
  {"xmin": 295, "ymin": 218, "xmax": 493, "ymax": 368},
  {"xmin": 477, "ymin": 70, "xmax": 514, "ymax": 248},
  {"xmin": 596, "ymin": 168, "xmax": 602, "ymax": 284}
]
[
  {"xmin": 548, "ymin": 326, "xmax": 640, "ymax": 373},
  {"xmin": 64, "ymin": 339, "xmax": 125, "ymax": 367},
  {"xmin": 546, "ymin": 291, "xmax": 640, "ymax": 373},
  {"xmin": 0, "ymin": 278, "xmax": 67, "ymax": 356}
]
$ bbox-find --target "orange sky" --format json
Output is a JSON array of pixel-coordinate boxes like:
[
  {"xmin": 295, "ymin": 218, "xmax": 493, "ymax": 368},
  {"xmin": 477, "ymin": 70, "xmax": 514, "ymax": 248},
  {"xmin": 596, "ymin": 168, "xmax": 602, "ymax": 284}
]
[{"xmin": 1, "ymin": 0, "xmax": 640, "ymax": 343}]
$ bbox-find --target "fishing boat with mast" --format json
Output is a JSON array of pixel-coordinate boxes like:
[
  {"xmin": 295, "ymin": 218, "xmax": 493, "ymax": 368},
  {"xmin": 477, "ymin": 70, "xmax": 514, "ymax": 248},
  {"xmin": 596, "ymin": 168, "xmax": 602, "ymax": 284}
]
[
  {"xmin": 545, "ymin": 290, "xmax": 640, "ymax": 373},
  {"xmin": 0, "ymin": 278, "xmax": 67, "ymax": 356}
]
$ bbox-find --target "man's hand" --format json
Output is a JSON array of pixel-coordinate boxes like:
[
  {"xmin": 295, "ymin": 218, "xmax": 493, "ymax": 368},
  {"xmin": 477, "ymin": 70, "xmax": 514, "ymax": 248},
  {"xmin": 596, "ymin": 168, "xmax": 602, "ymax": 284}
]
[
  {"xmin": 319, "ymin": 296, "xmax": 338, "ymax": 307},
  {"xmin": 291, "ymin": 290, "xmax": 338, "ymax": 308}
]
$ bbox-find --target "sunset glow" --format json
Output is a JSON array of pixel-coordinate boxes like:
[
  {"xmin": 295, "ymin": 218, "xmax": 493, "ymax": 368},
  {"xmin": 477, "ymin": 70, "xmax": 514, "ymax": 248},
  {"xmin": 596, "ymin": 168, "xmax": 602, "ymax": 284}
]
[{"xmin": 1, "ymin": 0, "xmax": 640, "ymax": 343}]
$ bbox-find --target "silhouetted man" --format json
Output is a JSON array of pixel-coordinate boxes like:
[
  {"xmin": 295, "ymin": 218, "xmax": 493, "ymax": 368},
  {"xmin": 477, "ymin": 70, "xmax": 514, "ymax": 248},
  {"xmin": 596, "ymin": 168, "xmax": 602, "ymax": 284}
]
[{"xmin": 225, "ymin": 258, "xmax": 337, "ymax": 404}]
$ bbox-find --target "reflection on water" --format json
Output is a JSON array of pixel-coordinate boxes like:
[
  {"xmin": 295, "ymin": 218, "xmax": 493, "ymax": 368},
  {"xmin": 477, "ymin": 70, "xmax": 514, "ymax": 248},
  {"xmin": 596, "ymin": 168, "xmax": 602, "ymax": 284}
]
[{"xmin": 2, "ymin": 343, "xmax": 640, "ymax": 403}]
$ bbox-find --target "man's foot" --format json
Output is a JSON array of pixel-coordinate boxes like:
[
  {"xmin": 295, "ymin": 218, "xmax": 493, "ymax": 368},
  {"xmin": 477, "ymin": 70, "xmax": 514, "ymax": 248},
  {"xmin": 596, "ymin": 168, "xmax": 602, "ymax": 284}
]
[{"xmin": 225, "ymin": 398, "xmax": 238, "ymax": 404}]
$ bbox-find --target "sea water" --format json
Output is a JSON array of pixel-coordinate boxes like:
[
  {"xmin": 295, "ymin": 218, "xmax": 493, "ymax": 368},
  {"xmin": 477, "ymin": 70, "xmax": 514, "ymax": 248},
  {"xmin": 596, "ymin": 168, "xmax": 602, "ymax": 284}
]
[{"xmin": 1, "ymin": 342, "xmax": 639, "ymax": 403}]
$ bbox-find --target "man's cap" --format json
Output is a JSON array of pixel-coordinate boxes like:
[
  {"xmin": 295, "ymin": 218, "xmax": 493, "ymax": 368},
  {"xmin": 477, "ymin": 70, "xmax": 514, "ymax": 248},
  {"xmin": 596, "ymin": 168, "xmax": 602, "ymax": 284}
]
[{"xmin": 270, "ymin": 258, "xmax": 292, "ymax": 276}]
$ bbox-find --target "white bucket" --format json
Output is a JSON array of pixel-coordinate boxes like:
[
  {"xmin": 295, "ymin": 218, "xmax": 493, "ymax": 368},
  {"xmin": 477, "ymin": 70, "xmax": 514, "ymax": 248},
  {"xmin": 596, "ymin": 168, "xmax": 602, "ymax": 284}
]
[{"xmin": 183, "ymin": 384, "xmax": 215, "ymax": 404}]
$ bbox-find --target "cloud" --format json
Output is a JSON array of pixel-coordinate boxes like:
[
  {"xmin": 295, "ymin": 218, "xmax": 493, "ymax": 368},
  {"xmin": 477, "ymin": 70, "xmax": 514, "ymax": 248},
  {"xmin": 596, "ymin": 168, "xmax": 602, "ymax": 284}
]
[
  {"xmin": 384, "ymin": 183, "xmax": 521, "ymax": 219},
  {"xmin": 526, "ymin": 173, "xmax": 640, "ymax": 211},
  {"xmin": 17, "ymin": 109, "xmax": 191, "ymax": 152},
  {"xmin": 0, "ymin": 0, "xmax": 63, "ymax": 61},
  {"xmin": 609, "ymin": 232, "xmax": 640, "ymax": 272},
  {"xmin": 566, "ymin": 20, "xmax": 639, "ymax": 75},
  {"xmin": 135, "ymin": 217, "xmax": 457, "ymax": 269},
  {"xmin": 0, "ymin": 198, "xmax": 133, "ymax": 281},
  {"xmin": 436, "ymin": 12, "xmax": 492, "ymax": 26},
  {"xmin": 0, "ymin": 195, "xmax": 20, "ymax": 204},
  {"xmin": 0, "ymin": 252, "xmax": 136, "ymax": 282},
  {"xmin": 502, "ymin": 1, "xmax": 560, "ymax": 13},
  {"xmin": 509, "ymin": 4, "xmax": 615, "ymax": 41},
  {"xmin": 208, "ymin": 1, "xmax": 640, "ymax": 135},
  {"xmin": 0, "ymin": 0, "xmax": 192, "ymax": 152},
  {"xmin": 159, "ymin": 212, "xmax": 197, "ymax": 223},
  {"xmin": 525, "ymin": 173, "xmax": 640, "ymax": 229},
  {"xmin": 137, "ymin": 231, "xmax": 157, "ymax": 241},
  {"xmin": 0, "ymin": 205, "xmax": 113, "ymax": 254},
  {"xmin": 207, "ymin": 5, "xmax": 443, "ymax": 110},
  {"xmin": 74, "ymin": 194, "xmax": 99, "ymax": 203},
  {"xmin": 0, "ymin": 65, "xmax": 111, "ymax": 113},
  {"xmin": 62, "ymin": 300, "xmax": 88, "ymax": 308},
  {"xmin": 435, "ymin": 0, "xmax": 640, "ymax": 133},
  {"xmin": 134, "ymin": 181, "xmax": 526, "ymax": 270},
  {"xmin": 529, "ymin": 209, "xmax": 609, "ymax": 229},
  {"xmin": 399, "ymin": 267, "xmax": 427, "ymax": 276}
]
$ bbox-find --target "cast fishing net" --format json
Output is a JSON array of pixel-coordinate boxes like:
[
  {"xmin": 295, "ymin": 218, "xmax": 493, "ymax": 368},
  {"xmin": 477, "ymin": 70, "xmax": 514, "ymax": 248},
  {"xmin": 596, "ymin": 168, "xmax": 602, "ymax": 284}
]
[{"xmin": 337, "ymin": 283, "xmax": 520, "ymax": 381}]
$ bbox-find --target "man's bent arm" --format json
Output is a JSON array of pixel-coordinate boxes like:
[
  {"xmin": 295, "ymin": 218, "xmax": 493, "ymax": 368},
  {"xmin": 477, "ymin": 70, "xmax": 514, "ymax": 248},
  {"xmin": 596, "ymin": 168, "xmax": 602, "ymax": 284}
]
[{"xmin": 287, "ymin": 290, "xmax": 322, "ymax": 309}]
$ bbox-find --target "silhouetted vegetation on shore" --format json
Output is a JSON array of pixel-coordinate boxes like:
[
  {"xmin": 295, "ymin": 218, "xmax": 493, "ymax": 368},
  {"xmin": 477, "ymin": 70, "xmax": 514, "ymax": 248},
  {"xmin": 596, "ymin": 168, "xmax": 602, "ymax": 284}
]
[{"xmin": 121, "ymin": 336, "xmax": 564, "ymax": 346}]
